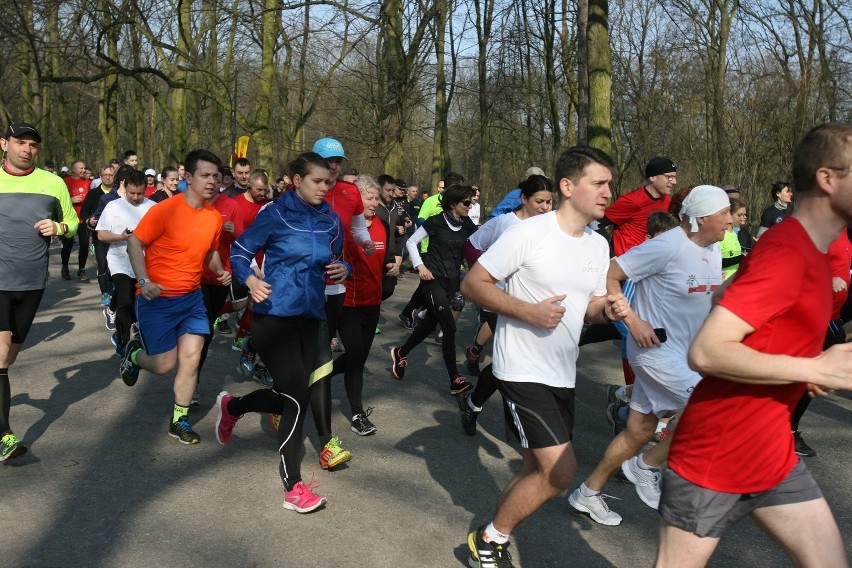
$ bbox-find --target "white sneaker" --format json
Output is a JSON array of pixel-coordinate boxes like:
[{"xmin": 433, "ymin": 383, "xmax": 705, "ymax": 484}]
[
  {"xmin": 568, "ymin": 487, "xmax": 622, "ymax": 526},
  {"xmin": 621, "ymin": 456, "xmax": 661, "ymax": 509}
]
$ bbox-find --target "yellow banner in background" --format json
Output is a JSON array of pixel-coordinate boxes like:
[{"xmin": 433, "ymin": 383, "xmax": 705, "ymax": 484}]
[{"xmin": 231, "ymin": 135, "xmax": 250, "ymax": 167}]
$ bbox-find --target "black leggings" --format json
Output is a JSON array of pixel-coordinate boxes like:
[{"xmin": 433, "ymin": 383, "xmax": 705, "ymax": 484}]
[
  {"xmin": 227, "ymin": 314, "xmax": 319, "ymax": 490},
  {"xmin": 471, "ymin": 363, "xmax": 499, "ymax": 409},
  {"xmin": 111, "ymin": 274, "xmax": 137, "ymax": 345},
  {"xmin": 60, "ymin": 225, "xmax": 89, "ymax": 271},
  {"xmin": 400, "ymin": 279, "xmax": 460, "ymax": 379},
  {"xmin": 94, "ymin": 238, "xmax": 111, "ymax": 294},
  {"xmin": 309, "ymin": 294, "xmax": 345, "ymax": 445},
  {"xmin": 199, "ymin": 284, "xmax": 230, "ymax": 382},
  {"xmin": 330, "ymin": 305, "xmax": 381, "ymax": 417}
]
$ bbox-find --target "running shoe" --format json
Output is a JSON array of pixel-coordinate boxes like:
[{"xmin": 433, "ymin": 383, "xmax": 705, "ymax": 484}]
[
  {"xmin": 390, "ymin": 347, "xmax": 407, "ymax": 380},
  {"xmin": 61, "ymin": 267, "xmax": 71, "ymax": 281},
  {"xmin": 605, "ymin": 402, "xmax": 627, "ymax": 437},
  {"xmin": 191, "ymin": 387, "xmax": 201, "ymax": 407},
  {"xmin": 253, "ymin": 363, "xmax": 273, "ymax": 387},
  {"xmin": 319, "ymin": 436, "xmax": 351, "ymax": 470},
  {"xmin": 0, "ymin": 432, "xmax": 28, "ymax": 461},
  {"xmin": 283, "ymin": 480, "xmax": 326, "ymax": 513},
  {"xmin": 239, "ymin": 341, "xmax": 256, "ymax": 375},
  {"xmin": 793, "ymin": 430, "xmax": 816, "ymax": 457},
  {"xmin": 168, "ymin": 415, "xmax": 201, "ymax": 445},
  {"xmin": 214, "ymin": 317, "xmax": 233, "ymax": 335},
  {"xmin": 129, "ymin": 322, "xmax": 140, "ymax": 339},
  {"xmin": 398, "ymin": 311, "xmax": 413, "ymax": 329},
  {"xmin": 567, "ymin": 487, "xmax": 623, "ymax": 526},
  {"xmin": 464, "ymin": 345, "xmax": 481, "ymax": 375},
  {"xmin": 215, "ymin": 391, "xmax": 242, "ymax": 444},
  {"xmin": 100, "ymin": 292, "xmax": 111, "ymax": 306},
  {"xmin": 435, "ymin": 329, "xmax": 444, "ymax": 344},
  {"xmin": 621, "ymin": 456, "xmax": 661, "ymax": 509},
  {"xmin": 606, "ymin": 384, "xmax": 630, "ymax": 406},
  {"xmin": 78, "ymin": 270, "xmax": 90, "ymax": 283},
  {"xmin": 467, "ymin": 525, "xmax": 515, "ymax": 568},
  {"xmin": 450, "ymin": 375, "xmax": 473, "ymax": 395},
  {"xmin": 103, "ymin": 307, "xmax": 117, "ymax": 331},
  {"xmin": 111, "ymin": 332, "xmax": 125, "ymax": 359},
  {"xmin": 231, "ymin": 336, "xmax": 248, "ymax": 352},
  {"xmin": 374, "ymin": 325, "xmax": 381, "ymax": 335},
  {"xmin": 460, "ymin": 394, "xmax": 481, "ymax": 436},
  {"xmin": 120, "ymin": 337, "xmax": 143, "ymax": 386},
  {"xmin": 330, "ymin": 338, "xmax": 342, "ymax": 352},
  {"xmin": 351, "ymin": 408, "xmax": 377, "ymax": 436},
  {"xmin": 268, "ymin": 413, "xmax": 280, "ymax": 432}
]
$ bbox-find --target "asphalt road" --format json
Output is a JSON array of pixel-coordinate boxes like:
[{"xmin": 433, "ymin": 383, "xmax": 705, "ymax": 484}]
[{"xmin": 3, "ymin": 248, "xmax": 851, "ymax": 567}]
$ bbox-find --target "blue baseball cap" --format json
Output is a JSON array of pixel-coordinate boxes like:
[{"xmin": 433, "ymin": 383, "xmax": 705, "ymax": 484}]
[{"xmin": 312, "ymin": 137, "xmax": 347, "ymax": 160}]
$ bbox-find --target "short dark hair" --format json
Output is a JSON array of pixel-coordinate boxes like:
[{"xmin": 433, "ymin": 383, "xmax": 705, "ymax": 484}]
[
  {"xmin": 123, "ymin": 149, "xmax": 137, "ymax": 160},
  {"xmin": 793, "ymin": 123, "xmax": 852, "ymax": 196},
  {"xmin": 443, "ymin": 172, "xmax": 465, "ymax": 186},
  {"xmin": 114, "ymin": 164, "xmax": 136, "ymax": 187},
  {"xmin": 287, "ymin": 152, "xmax": 329, "ymax": 179},
  {"xmin": 554, "ymin": 146, "xmax": 614, "ymax": 185},
  {"xmin": 377, "ymin": 174, "xmax": 396, "ymax": 187},
  {"xmin": 184, "ymin": 149, "xmax": 222, "ymax": 175},
  {"xmin": 124, "ymin": 170, "xmax": 146, "ymax": 189},
  {"xmin": 161, "ymin": 166, "xmax": 178, "ymax": 179},
  {"xmin": 342, "ymin": 168, "xmax": 360, "ymax": 177},
  {"xmin": 233, "ymin": 157, "xmax": 251, "ymax": 169},
  {"xmin": 441, "ymin": 184, "xmax": 475, "ymax": 211},
  {"xmin": 770, "ymin": 180, "xmax": 790, "ymax": 201},
  {"xmin": 518, "ymin": 175, "xmax": 554, "ymax": 200},
  {"xmin": 646, "ymin": 211, "xmax": 679, "ymax": 237}
]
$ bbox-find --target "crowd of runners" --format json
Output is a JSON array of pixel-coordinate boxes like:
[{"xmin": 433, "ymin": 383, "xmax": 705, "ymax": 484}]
[{"xmin": 1, "ymin": 119, "xmax": 851, "ymax": 567}]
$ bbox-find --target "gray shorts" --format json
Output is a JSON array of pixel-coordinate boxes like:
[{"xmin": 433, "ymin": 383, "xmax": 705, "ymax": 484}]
[{"xmin": 659, "ymin": 459, "xmax": 822, "ymax": 538}]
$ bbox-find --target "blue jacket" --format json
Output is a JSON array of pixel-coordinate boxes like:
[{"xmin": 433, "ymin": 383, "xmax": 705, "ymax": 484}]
[
  {"xmin": 488, "ymin": 188, "xmax": 522, "ymax": 219},
  {"xmin": 231, "ymin": 189, "xmax": 349, "ymax": 319}
]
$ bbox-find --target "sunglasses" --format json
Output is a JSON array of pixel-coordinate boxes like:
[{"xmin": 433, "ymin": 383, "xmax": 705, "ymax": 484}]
[{"xmin": 460, "ymin": 200, "xmax": 472, "ymax": 207}]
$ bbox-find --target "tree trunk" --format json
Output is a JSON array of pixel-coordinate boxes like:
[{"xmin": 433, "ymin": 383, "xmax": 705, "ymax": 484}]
[{"xmin": 587, "ymin": 0, "xmax": 612, "ymax": 154}]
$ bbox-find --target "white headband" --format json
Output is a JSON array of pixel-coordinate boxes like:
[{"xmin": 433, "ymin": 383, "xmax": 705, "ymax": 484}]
[{"xmin": 679, "ymin": 185, "xmax": 729, "ymax": 232}]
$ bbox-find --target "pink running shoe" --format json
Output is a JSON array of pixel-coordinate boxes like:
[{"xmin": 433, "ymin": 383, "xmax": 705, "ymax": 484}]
[
  {"xmin": 283, "ymin": 480, "xmax": 327, "ymax": 513},
  {"xmin": 215, "ymin": 391, "xmax": 242, "ymax": 444}
]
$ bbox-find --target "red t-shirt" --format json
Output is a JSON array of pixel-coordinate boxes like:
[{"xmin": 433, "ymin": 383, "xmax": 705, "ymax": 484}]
[
  {"xmin": 605, "ymin": 187, "xmax": 671, "ymax": 255},
  {"xmin": 344, "ymin": 218, "xmax": 387, "ymax": 307},
  {"xmin": 668, "ymin": 218, "xmax": 831, "ymax": 493},
  {"xmin": 234, "ymin": 193, "xmax": 267, "ymax": 228},
  {"xmin": 325, "ymin": 179, "xmax": 365, "ymax": 285},
  {"xmin": 145, "ymin": 184, "xmax": 157, "ymax": 198},
  {"xmin": 202, "ymin": 195, "xmax": 244, "ymax": 285},
  {"xmin": 65, "ymin": 177, "xmax": 90, "ymax": 221},
  {"xmin": 828, "ymin": 230, "xmax": 852, "ymax": 319},
  {"xmin": 133, "ymin": 194, "xmax": 222, "ymax": 296}
]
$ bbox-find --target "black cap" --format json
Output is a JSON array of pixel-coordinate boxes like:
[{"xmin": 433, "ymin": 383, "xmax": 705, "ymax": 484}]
[
  {"xmin": 645, "ymin": 156, "xmax": 676, "ymax": 179},
  {"xmin": 220, "ymin": 166, "xmax": 232, "ymax": 176},
  {"xmin": 721, "ymin": 184, "xmax": 738, "ymax": 195},
  {"xmin": 4, "ymin": 122, "xmax": 41, "ymax": 143},
  {"xmin": 395, "ymin": 179, "xmax": 409, "ymax": 190}
]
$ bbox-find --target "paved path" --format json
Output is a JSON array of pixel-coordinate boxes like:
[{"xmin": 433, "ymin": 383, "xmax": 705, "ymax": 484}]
[{"xmin": 3, "ymin": 249, "xmax": 851, "ymax": 567}]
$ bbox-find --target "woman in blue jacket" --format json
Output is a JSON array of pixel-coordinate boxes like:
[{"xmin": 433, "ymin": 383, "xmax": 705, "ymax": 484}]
[{"xmin": 215, "ymin": 152, "xmax": 350, "ymax": 514}]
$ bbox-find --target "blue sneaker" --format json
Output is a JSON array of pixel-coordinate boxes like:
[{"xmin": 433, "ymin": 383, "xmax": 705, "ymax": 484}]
[
  {"xmin": 253, "ymin": 363, "xmax": 273, "ymax": 387},
  {"xmin": 239, "ymin": 341, "xmax": 256, "ymax": 375},
  {"xmin": 100, "ymin": 292, "xmax": 111, "ymax": 306},
  {"xmin": 120, "ymin": 337, "xmax": 142, "ymax": 386}
]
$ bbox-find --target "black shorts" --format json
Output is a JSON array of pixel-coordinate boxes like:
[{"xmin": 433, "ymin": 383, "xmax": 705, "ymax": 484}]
[
  {"xmin": 496, "ymin": 379, "xmax": 575, "ymax": 449},
  {"xmin": 230, "ymin": 280, "xmax": 249, "ymax": 304},
  {"xmin": 0, "ymin": 289, "xmax": 45, "ymax": 344},
  {"xmin": 659, "ymin": 459, "xmax": 823, "ymax": 538}
]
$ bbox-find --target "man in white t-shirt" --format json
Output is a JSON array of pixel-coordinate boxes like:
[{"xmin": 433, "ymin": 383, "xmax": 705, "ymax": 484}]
[
  {"xmin": 568, "ymin": 185, "xmax": 730, "ymax": 525},
  {"xmin": 460, "ymin": 146, "xmax": 631, "ymax": 568},
  {"xmin": 96, "ymin": 170, "xmax": 156, "ymax": 354}
]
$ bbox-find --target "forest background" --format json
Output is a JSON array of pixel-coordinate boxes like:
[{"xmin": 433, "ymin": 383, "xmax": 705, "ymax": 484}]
[{"xmin": 2, "ymin": 0, "xmax": 851, "ymax": 223}]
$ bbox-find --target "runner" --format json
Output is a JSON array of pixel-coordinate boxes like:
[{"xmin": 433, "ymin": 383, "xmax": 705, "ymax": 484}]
[
  {"xmin": 119, "ymin": 149, "xmax": 229, "ymax": 445},
  {"xmin": 656, "ymin": 122, "xmax": 852, "ymax": 567},
  {"xmin": 215, "ymin": 151, "xmax": 350, "ymax": 513},
  {"xmin": 460, "ymin": 146, "xmax": 629, "ymax": 567},
  {"xmin": 0, "ymin": 122, "xmax": 78, "ymax": 461},
  {"xmin": 60, "ymin": 159, "xmax": 91, "ymax": 282}
]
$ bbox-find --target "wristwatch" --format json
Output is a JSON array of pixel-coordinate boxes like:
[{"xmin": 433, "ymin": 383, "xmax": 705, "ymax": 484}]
[{"xmin": 138, "ymin": 278, "xmax": 149, "ymax": 287}]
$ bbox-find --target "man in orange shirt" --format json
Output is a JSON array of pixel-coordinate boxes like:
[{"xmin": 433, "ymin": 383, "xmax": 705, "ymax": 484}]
[{"xmin": 120, "ymin": 149, "xmax": 231, "ymax": 444}]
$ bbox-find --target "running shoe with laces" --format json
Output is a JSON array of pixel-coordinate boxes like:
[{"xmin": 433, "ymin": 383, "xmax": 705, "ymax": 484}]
[
  {"xmin": 78, "ymin": 270, "xmax": 90, "ymax": 283},
  {"xmin": 606, "ymin": 384, "xmax": 630, "ymax": 406},
  {"xmin": 605, "ymin": 402, "xmax": 627, "ymax": 437},
  {"xmin": 460, "ymin": 394, "xmax": 481, "ymax": 436},
  {"xmin": 464, "ymin": 345, "xmax": 481, "ymax": 375},
  {"xmin": 168, "ymin": 415, "xmax": 201, "ymax": 445},
  {"xmin": 253, "ymin": 363, "xmax": 273, "ymax": 387},
  {"xmin": 793, "ymin": 430, "xmax": 816, "ymax": 457},
  {"xmin": 435, "ymin": 329, "xmax": 444, "ymax": 344},
  {"xmin": 568, "ymin": 487, "xmax": 623, "ymax": 526},
  {"xmin": 215, "ymin": 391, "xmax": 242, "ymax": 444},
  {"xmin": 398, "ymin": 311, "xmax": 413, "ymax": 329},
  {"xmin": 120, "ymin": 337, "xmax": 143, "ymax": 386},
  {"xmin": 351, "ymin": 408, "xmax": 377, "ymax": 436},
  {"xmin": 390, "ymin": 347, "xmax": 407, "ymax": 380},
  {"xmin": 621, "ymin": 456, "xmax": 661, "ymax": 509},
  {"xmin": 0, "ymin": 432, "xmax": 28, "ymax": 461},
  {"xmin": 239, "ymin": 341, "xmax": 256, "ymax": 375},
  {"xmin": 467, "ymin": 525, "xmax": 515, "ymax": 568},
  {"xmin": 103, "ymin": 307, "xmax": 116, "ymax": 331},
  {"xmin": 319, "ymin": 436, "xmax": 351, "ymax": 470},
  {"xmin": 61, "ymin": 267, "xmax": 71, "ymax": 281},
  {"xmin": 214, "ymin": 317, "xmax": 233, "ymax": 335},
  {"xmin": 231, "ymin": 336, "xmax": 248, "ymax": 352},
  {"xmin": 283, "ymin": 480, "xmax": 327, "ymax": 513},
  {"xmin": 450, "ymin": 375, "xmax": 473, "ymax": 395}
]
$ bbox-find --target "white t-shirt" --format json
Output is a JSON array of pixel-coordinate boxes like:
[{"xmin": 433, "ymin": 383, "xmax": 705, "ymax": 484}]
[
  {"xmin": 96, "ymin": 197, "xmax": 156, "ymax": 277},
  {"xmin": 468, "ymin": 202, "xmax": 481, "ymax": 225},
  {"xmin": 618, "ymin": 226, "xmax": 722, "ymax": 366},
  {"xmin": 477, "ymin": 212, "xmax": 609, "ymax": 389},
  {"xmin": 469, "ymin": 211, "xmax": 520, "ymax": 252}
]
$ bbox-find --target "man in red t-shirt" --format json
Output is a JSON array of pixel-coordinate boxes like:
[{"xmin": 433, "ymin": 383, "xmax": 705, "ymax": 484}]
[
  {"xmin": 604, "ymin": 156, "xmax": 677, "ymax": 256},
  {"xmin": 61, "ymin": 160, "xmax": 91, "ymax": 281},
  {"xmin": 656, "ymin": 123, "xmax": 852, "ymax": 567}
]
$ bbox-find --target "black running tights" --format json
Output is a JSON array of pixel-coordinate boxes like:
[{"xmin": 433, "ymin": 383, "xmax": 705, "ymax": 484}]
[{"xmin": 400, "ymin": 280, "xmax": 460, "ymax": 378}]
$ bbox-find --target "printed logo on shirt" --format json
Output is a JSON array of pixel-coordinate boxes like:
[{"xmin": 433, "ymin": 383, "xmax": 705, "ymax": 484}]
[
  {"xmin": 686, "ymin": 274, "xmax": 720, "ymax": 295},
  {"xmin": 582, "ymin": 261, "xmax": 599, "ymax": 273}
]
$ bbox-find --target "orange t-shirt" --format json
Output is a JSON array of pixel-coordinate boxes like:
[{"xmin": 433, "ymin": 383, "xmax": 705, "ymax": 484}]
[{"xmin": 133, "ymin": 194, "xmax": 222, "ymax": 296}]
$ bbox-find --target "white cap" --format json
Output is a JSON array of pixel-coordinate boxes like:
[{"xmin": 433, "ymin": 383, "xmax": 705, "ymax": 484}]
[
  {"xmin": 144, "ymin": 168, "xmax": 156, "ymax": 176},
  {"xmin": 680, "ymin": 185, "xmax": 729, "ymax": 232},
  {"xmin": 60, "ymin": 166, "xmax": 68, "ymax": 173}
]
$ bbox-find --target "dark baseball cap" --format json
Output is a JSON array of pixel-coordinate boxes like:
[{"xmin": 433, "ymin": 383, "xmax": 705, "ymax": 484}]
[
  {"xmin": 645, "ymin": 156, "xmax": 676, "ymax": 178},
  {"xmin": 4, "ymin": 122, "xmax": 41, "ymax": 143}
]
